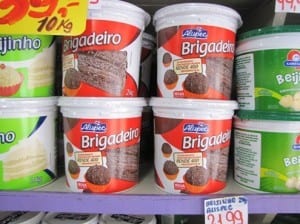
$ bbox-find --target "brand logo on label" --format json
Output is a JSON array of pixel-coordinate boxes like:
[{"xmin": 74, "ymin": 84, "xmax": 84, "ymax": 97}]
[
  {"xmin": 284, "ymin": 50, "xmax": 300, "ymax": 67},
  {"xmin": 293, "ymin": 135, "xmax": 300, "ymax": 150},
  {"xmin": 81, "ymin": 122, "xmax": 106, "ymax": 133},
  {"xmin": 182, "ymin": 28, "xmax": 208, "ymax": 39},
  {"xmin": 183, "ymin": 123, "xmax": 208, "ymax": 133}
]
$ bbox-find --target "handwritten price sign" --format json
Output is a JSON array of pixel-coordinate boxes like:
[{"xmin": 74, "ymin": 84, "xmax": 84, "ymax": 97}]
[
  {"xmin": 0, "ymin": 0, "xmax": 88, "ymax": 35},
  {"xmin": 275, "ymin": 0, "xmax": 300, "ymax": 13},
  {"xmin": 204, "ymin": 196, "xmax": 248, "ymax": 224}
]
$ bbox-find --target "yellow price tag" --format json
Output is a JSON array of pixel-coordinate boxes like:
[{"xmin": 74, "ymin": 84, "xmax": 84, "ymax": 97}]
[{"xmin": 0, "ymin": 0, "xmax": 88, "ymax": 36}]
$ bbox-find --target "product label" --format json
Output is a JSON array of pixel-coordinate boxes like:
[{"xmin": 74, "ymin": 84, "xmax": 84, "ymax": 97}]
[
  {"xmin": 236, "ymin": 49, "xmax": 300, "ymax": 112},
  {"xmin": 63, "ymin": 116, "xmax": 142, "ymax": 193},
  {"xmin": 0, "ymin": 115, "xmax": 56, "ymax": 190},
  {"xmin": 157, "ymin": 25, "xmax": 236, "ymax": 99},
  {"xmin": 154, "ymin": 116, "xmax": 232, "ymax": 194},
  {"xmin": 62, "ymin": 20, "xmax": 142, "ymax": 97},
  {"xmin": 234, "ymin": 128, "xmax": 300, "ymax": 193},
  {"xmin": 0, "ymin": 35, "xmax": 55, "ymax": 97}
]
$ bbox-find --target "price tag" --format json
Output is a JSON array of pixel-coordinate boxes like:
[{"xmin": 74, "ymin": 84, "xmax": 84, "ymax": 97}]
[
  {"xmin": 204, "ymin": 196, "xmax": 248, "ymax": 224},
  {"xmin": 0, "ymin": 0, "xmax": 88, "ymax": 36},
  {"xmin": 275, "ymin": 0, "xmax": 300, "ymax": 13}
]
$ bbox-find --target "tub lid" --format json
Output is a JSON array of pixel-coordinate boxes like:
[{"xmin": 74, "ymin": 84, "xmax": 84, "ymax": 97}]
[
  {"xmin": 238, "ymin": 25, "xmax": 300, "ymax": 41},
  {"xmin": 58, "ymin": 97, "xmax": 147, "ymax": 108},
  {"xmin": 0, "ymin": 211, "xmax": 45, "ymax": 224},
  {"xmin": 88, "ymin": 0, "xmax": 151, "ymax": 28},
  {"xmin": 0, "ymin": 97, "xmax": 57, "ymax": 109},
  {"xmin": 237, "ymin": 110, "xmax": 300, "ymax": 121},
  {"xmin": 99, "ymin": 214, "xmax": 157, "ymax": 224},
  {"xmin": 153, "ymin": 3, "xmax": 242, "ymax": 29},
  {"xmin": 150, "ymin": 97, "xmax": 238, "ymax": 110},
  {"xmin": 42, "ymin": 213, "xmax": 98, "ymax": 224}
]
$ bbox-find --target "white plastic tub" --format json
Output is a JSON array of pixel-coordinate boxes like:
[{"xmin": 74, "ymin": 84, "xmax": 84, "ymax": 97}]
[
  {"xmin": 0, "ymin": 97, "xmax": 57, "ymax": 190},
  {"xmin": 235, "ymin": 25, "xmax": 300, "ymax": 113},
  {"xmin": 153, "ymin": 3, "xmax": 242, "ymax": 99},
  {"xmin": 234, "ymin": 114, "xmax": 300, "ymax": 193},
  {"xmin": 62, "ymin": 0, "xmax": 150, "ymax": 97},
  {"xmin": 59, "ymin": 97, "xmax": 146, "ymax": 193},
  {"xmin": 150, "ymin": 97, "xmax": 238, "ymax": 194}
]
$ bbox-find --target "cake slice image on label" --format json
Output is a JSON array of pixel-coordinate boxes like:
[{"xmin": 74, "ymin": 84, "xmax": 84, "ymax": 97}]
[
  {"xmin": 3, "ymin": 137, "xmax": 48, "ymax": 181},
  {"xmin": 28, "ymin": 46, "xmax": 55, "ymax": 89}
]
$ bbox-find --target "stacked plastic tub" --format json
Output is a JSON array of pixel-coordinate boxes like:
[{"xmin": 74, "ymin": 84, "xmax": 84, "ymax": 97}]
[
  {"xmin": 234, "ymin": 25, "xmax": 300, "ymax": 193},
  {"xmin": 0, "ymin": 34, "xmax": 57, "ymax": 190},
  {"xmin": 58, "ymin": 0, "xmax": 151, "ymax": 193},
  {"xmin": 150, "ymin": 3, "xmax": 242, "ymax": 194}
]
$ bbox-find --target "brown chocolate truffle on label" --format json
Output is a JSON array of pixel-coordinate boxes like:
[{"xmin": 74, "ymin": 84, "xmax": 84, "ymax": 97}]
[
  {"xmin": 162, "ymin": 52, "xmax": 172, "ymax": 67},
  {"xmin": 164, "ymin": 69, "xmax": 178, "ymax": 89},
  {"xmin": 64, "ymin": 68, "xmax": 81, "ymax": 89},
  {"xmin": 183, "ymin": 72, "xmax": 209, "ymax": 94},
  {"xmin": 185, "ymin": 166, "xmax": 209, "ymax": 186},
  {"xmin": 85, "ymin": 165, "xmax": 111, "ymax": 185},
  {"xmin": 68, "ymin": 160, "xmax": 80, "ymax": 179},
  {"xmin": 163, "ymin": 160, "xmax": 179, "ymax": 180},
  {"xmin": 161, "ymin": 142, "xmax": 172, "ymax": 157},
  {"xmin": 66, "ymin": 142, "xmax": 74, "ymax": 157}
]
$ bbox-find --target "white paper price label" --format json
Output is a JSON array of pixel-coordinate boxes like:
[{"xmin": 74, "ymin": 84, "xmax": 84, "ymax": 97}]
[
  {"xmin": 204, "ymin": 196, "xmax": 248, "ymax": 224},
  {"xmin": 275, "ymin": 0, "xmax": 300, "ymax": 13}
]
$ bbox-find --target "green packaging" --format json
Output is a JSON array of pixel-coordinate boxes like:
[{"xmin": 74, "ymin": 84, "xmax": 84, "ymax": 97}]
[{"xmin": 0, "ymin": 35, "xmax": 56, "ymax": 97}]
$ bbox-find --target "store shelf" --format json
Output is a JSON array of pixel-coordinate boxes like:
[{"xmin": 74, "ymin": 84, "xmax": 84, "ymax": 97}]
[{"xmin": 1, "ymin": 166, "xmax": 300, "ymax": 215}]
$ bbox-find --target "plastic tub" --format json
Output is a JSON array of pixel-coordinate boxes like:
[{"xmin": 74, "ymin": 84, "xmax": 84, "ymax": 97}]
[
  {"xmin": 150, "ymin": 97, "xmax": 238, "ymax": 194},
  {"xmin": 62, "ymin": 0, "xmax": 150, "ymax": 97},
  {"xmin": 235, "ymin": 25, "xmax": 300, "ymax": 113},
  {"xmin": 42, "ymin": 213, "xmax": 99, "ymax": 224},
  {"xmin": 234, "ymin": 115, "xmax": 300, "ymax": 193},
  {"xmin": 58, "ymin": 97, "xmax": 146, "ymax": 193},
  {"xmin": 0, "ymin": 97, "xmax": 57, "ymax": 190},
  {"xmin": 138, "ymin": 33, "xmax": 156, "ymax": 97},
  {"xmin": 153, "ymin": 3, "xmax": 242, "ymax": 99},
  {"xmin": 0, "ymin": 211, "xmax": 45, "ymax": 224},
  {"xmin": 0, "ymin": 35, "xmax": 56, "ymax": 97}
]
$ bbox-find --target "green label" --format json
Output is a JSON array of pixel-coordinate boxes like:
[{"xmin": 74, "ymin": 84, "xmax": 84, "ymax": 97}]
[
  {"xmin": 0, "ymin": 35, "xmax": 55, "ymax": 97},
  {"xmin": 0, "ymin": 117, "xmax": 42, "ymax": 153},
  {"xmin": 0, "ymin": 116, "xmax": 56, "ymax": 190},
  {"xmin": 0, "ymin": 35, "xmax": 55, "ymax": 59},
  {"xmin": 236, "ymin": 49, "xmax": 300, "ymax": 112},
  {"xmin": 234, "ymin": 129, "xmax": 300, "ymax": 193}
]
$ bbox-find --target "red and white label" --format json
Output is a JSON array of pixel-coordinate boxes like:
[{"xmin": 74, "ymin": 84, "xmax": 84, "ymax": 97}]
[
  {"xmin": 63, "ymin": 116, "xmax": 142, "ymax": 193},
  {"xmin": 62, "ymin": 19, "xmax": 142, "ymax": 97},
  {"xmin": 154, "ymin": 116, "xmax": 233, "ymax": 194},
  {"xmin": 156, "ymin": 25, "xmax": 236, "ymax": 99}
]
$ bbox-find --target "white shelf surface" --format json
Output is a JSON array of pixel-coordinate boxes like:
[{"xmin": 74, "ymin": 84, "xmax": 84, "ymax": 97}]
[{"xmin": 1, "ymin": 166, "xmax": 300, "ymax": 215}]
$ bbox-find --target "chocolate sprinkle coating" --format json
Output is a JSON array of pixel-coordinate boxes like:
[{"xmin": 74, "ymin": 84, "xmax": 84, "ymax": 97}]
[
  {"xmin": 68, "ymin": 160, "xmax": 80, "ymax": 175},
  {"xmin": 185, "ymin": 166, "xmax": 209, "ymax": 186},
  {"xmin": 163, "ymin": 160, "xmax": 179, "ymax": 175},
  {"xmin": 86, "ymin": 165, "xmax": 110, "ymax": 185}
]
